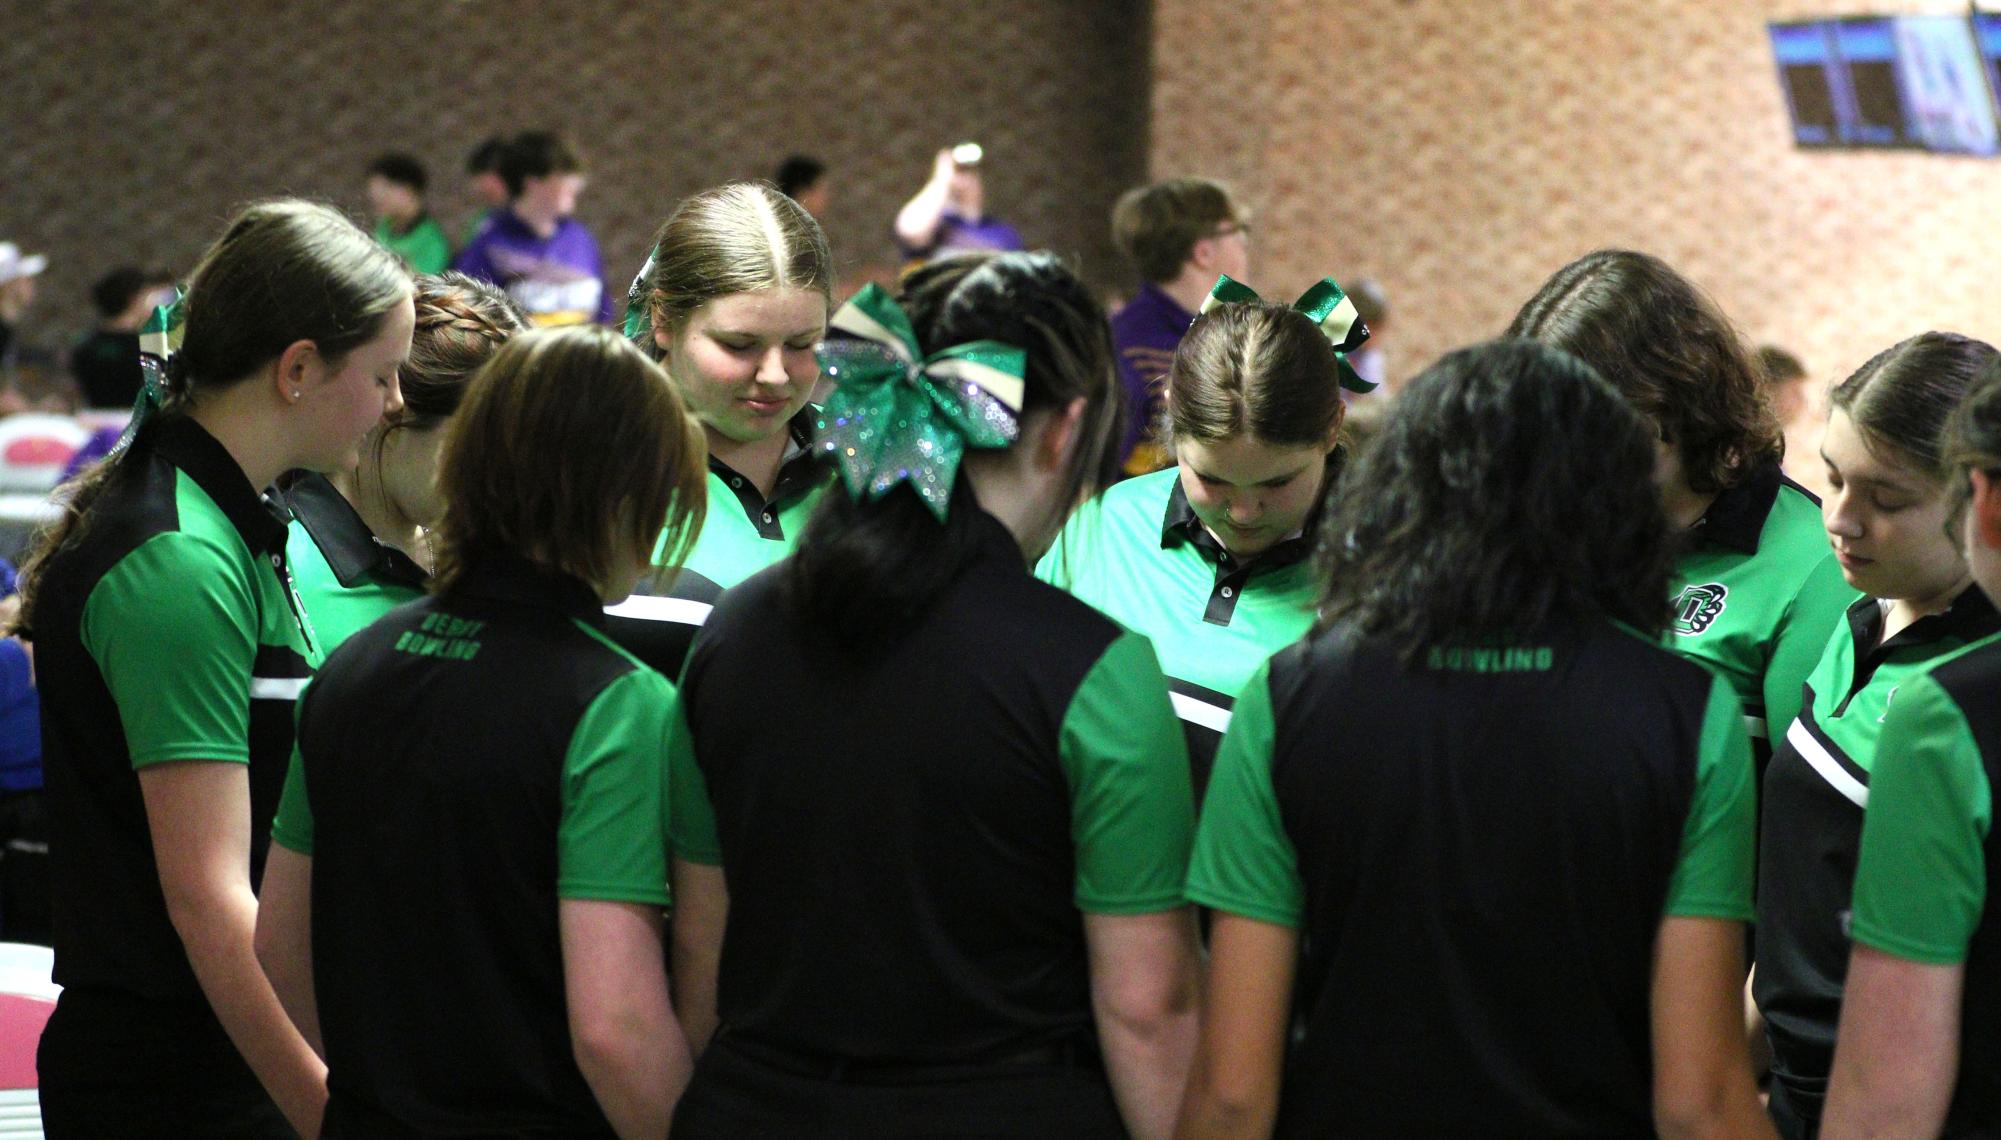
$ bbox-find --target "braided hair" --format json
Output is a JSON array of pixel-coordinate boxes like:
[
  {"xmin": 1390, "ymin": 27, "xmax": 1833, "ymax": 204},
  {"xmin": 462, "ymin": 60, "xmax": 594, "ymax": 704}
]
[{"xmin": 395, "ymin": 271, "xmax": 527, "ymax": 430}]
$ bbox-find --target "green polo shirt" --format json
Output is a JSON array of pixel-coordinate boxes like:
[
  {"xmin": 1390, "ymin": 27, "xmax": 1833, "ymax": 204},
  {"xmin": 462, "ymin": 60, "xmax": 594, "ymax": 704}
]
[
  {"xmin": 374, "ymin": 214, "xmax": 452, "ymax": 276},
  {"xmin": 1849, "ymin": 633, "xmax": 2001, "ymax": 964},
  {"xmin": 280, "ymin": 472, "xmax": 428, "ymax": 654},
  {"xmin": 1039, "ymin": 464, "xmax": 1325, "ymax": 788},
  {"xmin": 654, "ymin": 411, "xmax": 828, "ymax": 597},
  {"xmin": 1755, "ymin": 587, "xmax": 2001, "ymax": 1112},
  {"xmin": 34, "ymin": 416, "xmax": 319, "ymax": 998},
  {"xmin": 1667, "ymin": 462, "xmax": 1855, "ymax": 750}
]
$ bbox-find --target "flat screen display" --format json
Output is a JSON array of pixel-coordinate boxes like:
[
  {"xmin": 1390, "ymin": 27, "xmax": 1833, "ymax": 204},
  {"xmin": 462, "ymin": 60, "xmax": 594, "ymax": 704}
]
[
  {"xmin": 1771, "ymin": 21, "xmax": 1843, "ymax": 147},
  {"xmin": 1834, "ymin": 18, "xmax": 1915, "ymax": 146},
  {"xmin": 1892, "ymin": 15, "xmax": 1998, "ymax": 155}
]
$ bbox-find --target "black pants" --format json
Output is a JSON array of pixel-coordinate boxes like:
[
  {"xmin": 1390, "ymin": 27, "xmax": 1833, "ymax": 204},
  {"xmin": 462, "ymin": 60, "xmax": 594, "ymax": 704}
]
[
  {"xmin": 38, "ymin": 986, "xmax": 297, "ymax": 1139},
  {"xmin": 672, "ymin": 1035, "xmax": 1129, "ymax": 1139}
]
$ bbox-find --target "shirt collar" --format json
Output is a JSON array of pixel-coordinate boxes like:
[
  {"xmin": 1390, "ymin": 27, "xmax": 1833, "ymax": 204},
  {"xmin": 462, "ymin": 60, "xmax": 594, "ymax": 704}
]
[
  {"xmin": 1689, "ymin": 460, "xmax": 1783, "ymax": 556},
  {"xmin": 444, "ymin": 552, "xmax": 605, "ymax": 624},
  {"xmin": 708, "ymin": 405, "xmax": 828, "ymax": 522},
  {"xmin": 149, "ymin": 415, "xmax": 290, "ymax": 556},
  {"xmin": 1159, "ymin": 449, "xmax": 1345, "ymax": 574},
  {"xmin": 1848, "ymin": 583, "xmax": 2001, "ymax": 660},
  {"xmin": 279, "ymin": 471, "xmax": 428, "ymax": 591}
]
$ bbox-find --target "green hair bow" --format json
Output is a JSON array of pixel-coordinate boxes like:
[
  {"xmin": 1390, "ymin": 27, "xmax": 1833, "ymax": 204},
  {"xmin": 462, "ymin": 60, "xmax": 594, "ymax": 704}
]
[
  {"xmin": 815, "ymin": 284, "xmax": 1026, "ymax": 522},
  {"xmin": 112, "ymin": 289, "xmax": 186, "ymax": 459},
  {"xmin": 1200, "ymin": 274, "xmax": 1376, "ymax": 394},
  {"xmin": 622, "ymin": 251, "xmax": 655, "ymax": 344}
]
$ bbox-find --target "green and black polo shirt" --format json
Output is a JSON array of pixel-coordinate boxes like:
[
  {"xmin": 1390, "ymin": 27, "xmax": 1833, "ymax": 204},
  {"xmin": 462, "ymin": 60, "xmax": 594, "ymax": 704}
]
[
  {"xmin": 1040, "ymin": 463, "xmax": 1328, "ymax": 791},
  {"xmin": 279, "ymin": 471, "xmax": 428, "ymax": 654},
  {"xmin": 33, "ymin": 414, "xmax": 317, "ymax": 999},
  {"xmin": 1188, "ymin": 618, "xmax": 1754, "ymax": 1138},
  {"xmin": 671, "ymin": 509, "xmax": 1193, "ymax": 1064},
  {"xmin": 270, "ymin": 554, "xmax": 671, "ymax": 1138},
  {"xmin": 1668, "ymin": 461, "xmax": 1855, "ymax": 758},
  {"xmin": 1755, "ymin": 586, "xmax": 2001, "ymax": 1123},
  {"xmin": 622, "ymin": 409, "xmax": 828, "ymax": 674},
  {"xmin": 1850, "ymin": 629, "xmax": 2001, "ymax": 1137}
]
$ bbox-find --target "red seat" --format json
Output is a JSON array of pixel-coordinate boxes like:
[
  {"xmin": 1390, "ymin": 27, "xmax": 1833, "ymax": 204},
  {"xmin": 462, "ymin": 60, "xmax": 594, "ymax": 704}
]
[{"xmin": 0, "ymin": 993, "xmax": 51, "ymax": 1090}]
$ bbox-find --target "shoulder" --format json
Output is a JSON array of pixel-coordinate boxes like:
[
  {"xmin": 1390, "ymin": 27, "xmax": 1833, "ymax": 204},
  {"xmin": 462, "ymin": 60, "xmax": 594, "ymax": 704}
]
[{"xmin": 1925, "ymin": 633, "xmax": 2001, "ymax": 713}]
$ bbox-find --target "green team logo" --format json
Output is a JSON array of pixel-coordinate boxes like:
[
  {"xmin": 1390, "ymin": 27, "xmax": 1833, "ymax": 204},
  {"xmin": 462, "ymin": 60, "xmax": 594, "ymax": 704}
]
[{"xmin": 1672, "ymin": 582, "xmax": 1728, "ymax": 636}]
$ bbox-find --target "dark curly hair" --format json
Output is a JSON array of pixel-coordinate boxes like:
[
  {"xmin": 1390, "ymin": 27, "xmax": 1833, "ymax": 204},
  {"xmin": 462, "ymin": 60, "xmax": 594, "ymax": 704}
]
[
  {"xmin": 1315, "ymin": 339, "xmax": 1673, "ymax": 660},
  {"xmin": 1506, "ymin": 249, "xmax": 1779, "ymax": 495},
  {"xmin": 785, "ymin": 251, "xmax": 1122, "ymax": 644}
]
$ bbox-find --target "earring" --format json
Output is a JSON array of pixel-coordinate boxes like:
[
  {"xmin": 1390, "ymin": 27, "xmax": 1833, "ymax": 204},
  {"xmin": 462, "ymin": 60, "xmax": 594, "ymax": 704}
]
[{"xmin": 289, "ymin": 389, "xmax": 300, "ymax": 401}]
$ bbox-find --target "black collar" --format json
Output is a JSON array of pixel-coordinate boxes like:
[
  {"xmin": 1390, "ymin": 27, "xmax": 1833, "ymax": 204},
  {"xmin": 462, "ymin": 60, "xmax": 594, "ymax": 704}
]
[
  {"xmin": 1848, "ymin": 583, "xmax": 2001, "ymax": 662},
  {"xmin": 1690, "ymin": 461, "xmax": 1784, "ymax": 556},
  {"xmin": 444, "ymin": 553, "xmax": 606, "ymax": 624},
  {"xmin": 1159, "ymin": 448, "xmax": 1345, "ymax": 575},
  {"xmin": 278, "ymin": 471, "xmax": 428, "ymax": 591},
  {"xmin": 709, "ymin": 406, "xmax": 828, "ymax": 533},
  {"xmin": 149, "ymin": 415, "xmax": 290, "ymax": 556}
]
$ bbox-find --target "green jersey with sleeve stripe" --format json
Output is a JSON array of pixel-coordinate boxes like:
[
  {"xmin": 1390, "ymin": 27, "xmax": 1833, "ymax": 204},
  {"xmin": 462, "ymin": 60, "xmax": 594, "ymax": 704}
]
[
  {"xmin": 33, "ymin": 416, "xmax": 318, "ymax": 1001},
  {"xmin": 670, "ymin": 508, "xmax": 1192, "ymax": 1063},
  {"xmin": 1755, "ymin": 587, "xmax": 2001, "ymax": 1123},
  {"xmin": 1667, "ymin": 461, "xmax": 1855, "ymax": 752},
  {"xmin": 1185, "ymin": 618, "xmax": 1753, "ymax": 1136},
  {"xmin": 1038, "ymin": 462, "xmax": 1332, "ymax": 791},
  {"xmin": 270, "ymin": 554, "xmax": 673, "ymax": 1135},
  {"xmin": 1848, "ymin": 629, "xmax": 2001, "ymax": 1136}
]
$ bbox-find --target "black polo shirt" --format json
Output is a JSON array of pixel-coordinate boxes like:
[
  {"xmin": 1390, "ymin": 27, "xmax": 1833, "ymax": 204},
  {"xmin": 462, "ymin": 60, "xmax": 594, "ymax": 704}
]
[
  {"xmin": 33, "ymin": 415, "xmax": 316, "ymax": 998},
  {"xmin": 270, "ymin": 555, "xmax": 672, "ymax": 1138},
  {"xmin": 670, "ymin": 509, "xmax": 1193, "ymax": 1063},
  {"xmin": 1188, "ymin": 618, "xmax": 1755, "ymax": 1137},
  {"xmin": 280, "ymin": 470, "xmax": 429, "ymax": 654}
]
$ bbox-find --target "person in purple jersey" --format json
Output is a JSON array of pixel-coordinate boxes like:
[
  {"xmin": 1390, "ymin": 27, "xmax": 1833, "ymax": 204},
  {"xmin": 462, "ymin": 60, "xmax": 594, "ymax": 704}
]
[
  {"xmin": 893, "ymin": 144, "xmax": 1024, "ymax": 263},
  {"xmin": 1107, "ymin": 178, "xmax": 1250, "ymax": 476},
  {"xmin": 453, "ymin": 130, "xmax": 613, "ymax": 327}
]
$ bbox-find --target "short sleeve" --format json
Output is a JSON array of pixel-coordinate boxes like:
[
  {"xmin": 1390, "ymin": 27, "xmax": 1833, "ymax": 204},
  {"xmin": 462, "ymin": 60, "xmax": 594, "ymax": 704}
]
[
  {"xmin": 666, "ymin": 697, "xmax": 722, "ymax": 865},
  {"xmin": 1763, "ymin": 552, "xmax": 1857, "ymax": 742},
  {"xmin": 1058, "ymin": 631, "xmax": 1194, "ymax": 914},
  {"xmin": 269, "ymin": 741, "xmax": 314, "ymax": 856},
  {"xmin": 1664, "ymin": 676, "xmax": 1756, "ymax": 920},
  {"xmin": 557, "ymin": 668, "xmax": 672, "ymax": 906},
  {"xmin": 1185, "ymin": 663, "xmax": 1302, "ymax": 928},
  {"xmin": 82, "ymin": 533, "xmax": 258, "ymax": 768},
  {"xmin": 1850, "ymin": 676, "xmax": 1992, "ymax": 965}
]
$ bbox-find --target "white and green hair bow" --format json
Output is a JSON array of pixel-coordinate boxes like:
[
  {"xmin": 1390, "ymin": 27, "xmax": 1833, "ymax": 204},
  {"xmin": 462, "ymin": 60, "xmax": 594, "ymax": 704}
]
[
  {"xmin": 1200, "ymin": 274, "xmax": 1376, "ymax": 393},
  {"xmin": 815, "ymin": 284, "xmax": 1026, "ymax": 522}
]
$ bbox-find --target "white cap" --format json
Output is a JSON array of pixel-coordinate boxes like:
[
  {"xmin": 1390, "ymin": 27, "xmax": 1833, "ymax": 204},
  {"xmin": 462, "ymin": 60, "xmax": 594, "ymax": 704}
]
[{"xmin": 0, "ymin": 244, "xmax": 47, "ymax": 286}]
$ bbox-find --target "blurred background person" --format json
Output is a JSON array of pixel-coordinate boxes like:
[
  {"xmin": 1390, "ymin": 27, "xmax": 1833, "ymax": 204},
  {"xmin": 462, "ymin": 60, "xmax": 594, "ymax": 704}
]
[
  {"xmin": 71, "ymin": 267, "xmax": 174, "ymax": 410},
  {"xmin": 462, "ymin": 135, "xmax": 512, "ymax": 245},
  {"xmin": 0, "ymin": 242, "xmax": 47, "ymax": 374},
  {"xmin": 367, "ymin": 152, "xmax": 452, "ymax": 275},
  {"xmin": 1107, "ymin": 177, "xmax": 1249, "ymax": 475},
  {"xmin": 773, "ymin": 153, "xmax": 830, "ymax": 219},
  {"xmin": 454, "ymin": 130, "xmax": 611, "ymax": 326},
  {"xmin": 894, "ymin": 143, "xmax": 1023, "ymax": 264},
  {"xmin": 1761, "ymin": 344, "xmax": 1831, "ymax": 501}
]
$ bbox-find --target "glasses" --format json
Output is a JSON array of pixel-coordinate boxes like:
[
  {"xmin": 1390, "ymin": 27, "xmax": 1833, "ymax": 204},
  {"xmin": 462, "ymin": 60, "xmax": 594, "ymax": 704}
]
[{"xmin": 1209, "ymin": 221, "xmax": 1252, "ymax": 240}]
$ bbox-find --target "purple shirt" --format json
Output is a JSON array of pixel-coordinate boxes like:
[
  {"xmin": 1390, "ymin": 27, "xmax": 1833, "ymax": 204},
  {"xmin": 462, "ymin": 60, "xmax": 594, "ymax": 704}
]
[
  {"xmin": 1109, "ymin": 282, "xmax": 1196, "ymax": 469},
  {"xmin": 452, "ymin": 210, "xmax": 613, "ymax": 326},
  {"xmin": 900, "ymin": 210, "xmax": 1025, "ymax": 260}
]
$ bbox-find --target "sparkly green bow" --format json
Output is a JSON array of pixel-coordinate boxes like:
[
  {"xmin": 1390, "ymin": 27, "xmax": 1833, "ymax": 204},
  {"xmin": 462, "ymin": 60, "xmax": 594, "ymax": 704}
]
[
  {"xmin": 815, "ymin": 284, "xmax": 1026, "ymax": 521},
  {"xmin": 622, "ymin": 251, "xmax": 656, "ymax": 344},
  {"xmin": 1201, "ymin": 274, "xmax": 1376, "ymax": 393},
  {"xmin": 112, "ymin": 289, "xmax": 186, "ymax": 458}
]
